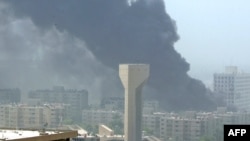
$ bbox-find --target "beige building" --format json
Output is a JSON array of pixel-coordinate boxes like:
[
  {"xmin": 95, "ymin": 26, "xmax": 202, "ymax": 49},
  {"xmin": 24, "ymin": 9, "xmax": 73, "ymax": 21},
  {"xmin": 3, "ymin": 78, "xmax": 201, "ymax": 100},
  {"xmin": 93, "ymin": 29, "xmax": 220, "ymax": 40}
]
[
  {"xmin": 143, "ymin": 114, "xmax": 161, "ymax": 137},
  {"xmin": 143, "ymin": 110, "xmax": 250, "ymax": 141},
  {"xmin": 0, "ymin": 104, "xmax": 64, "ymax": 129},
  {"xmin": 101, "ymin": 97, "xmax": 124, "ymax": 110},
  {"xmin": 197, "ymin": 110, "xmax": 250, "ymax": 141},
  {"xmin": 82, "ymin": 110, "xmax": 123, "ymax": 127},
  {"xmin": 143, "ymin": 100, "xmax": 159, "ymax": 114},
  {"xmin": 159, "ymin": 117, "xmax": 201, "ymax": 141}
]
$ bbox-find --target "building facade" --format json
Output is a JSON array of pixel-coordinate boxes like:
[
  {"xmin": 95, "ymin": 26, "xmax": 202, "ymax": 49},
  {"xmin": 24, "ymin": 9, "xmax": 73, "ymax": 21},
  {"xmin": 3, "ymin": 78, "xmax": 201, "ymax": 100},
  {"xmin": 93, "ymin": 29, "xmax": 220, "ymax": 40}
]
[
  {"xmin": 214, "ymin": 66, "xmax": 250, "ymax": 111},
  {"xmin": 143, "ymin": 100, "xmax": 159, "ymax": 114},
  {"xmin": 27, "ymin": 86, "xmax": 88, "ymax": 122},
  {"xmin": 142, "ymin": 109, "xmax": 250, "ymax": 141},
  {"xmin": 0, "ymin": 104, "xmax": 64, "ymax": 128},
  {"xmin": 101, "ymin": 97, "xmax": 124, "ymax": 111},
  {"xmin": 159, "ymin": 117, "xmax": 201, "ymax": 141},
  {"xmin": 82, "ymin": 110, "xmax": 123, "ymax": 127}
]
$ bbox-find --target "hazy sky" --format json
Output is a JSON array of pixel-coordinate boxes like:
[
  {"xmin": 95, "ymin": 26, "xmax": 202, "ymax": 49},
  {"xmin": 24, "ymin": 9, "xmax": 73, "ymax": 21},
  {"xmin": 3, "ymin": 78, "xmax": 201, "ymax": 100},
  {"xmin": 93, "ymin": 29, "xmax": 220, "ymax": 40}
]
[{"xmin": 164, "ymin": 0, "xmax": 250, "ymax": 87}]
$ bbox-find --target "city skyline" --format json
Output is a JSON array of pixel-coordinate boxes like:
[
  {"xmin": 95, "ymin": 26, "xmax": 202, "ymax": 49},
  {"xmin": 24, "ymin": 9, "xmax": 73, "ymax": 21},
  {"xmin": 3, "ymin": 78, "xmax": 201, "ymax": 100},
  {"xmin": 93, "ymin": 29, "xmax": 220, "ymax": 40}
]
[{"xmin": 0, "ymin": 0, "xmax": 248, "ymax": 114}]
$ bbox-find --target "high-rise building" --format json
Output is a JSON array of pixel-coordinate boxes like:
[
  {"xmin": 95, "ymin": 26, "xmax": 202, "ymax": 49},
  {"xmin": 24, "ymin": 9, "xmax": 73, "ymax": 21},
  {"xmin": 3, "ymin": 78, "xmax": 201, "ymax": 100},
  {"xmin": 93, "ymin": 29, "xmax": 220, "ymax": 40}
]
[
  {"xmin": 119, "ymin": 64, "xmax": 150, "ymax": 141},
  {"xmin": 214, "ymin": 66, "xmax": 250, "ymax": 111}
]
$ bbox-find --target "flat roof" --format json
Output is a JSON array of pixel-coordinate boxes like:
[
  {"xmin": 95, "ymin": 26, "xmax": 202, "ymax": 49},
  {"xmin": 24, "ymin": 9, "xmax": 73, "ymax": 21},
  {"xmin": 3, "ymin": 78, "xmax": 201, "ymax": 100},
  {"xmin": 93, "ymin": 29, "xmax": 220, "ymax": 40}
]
[{"xmin": 0, "ymin": 129, "xmax": 77, "ymax": 141}]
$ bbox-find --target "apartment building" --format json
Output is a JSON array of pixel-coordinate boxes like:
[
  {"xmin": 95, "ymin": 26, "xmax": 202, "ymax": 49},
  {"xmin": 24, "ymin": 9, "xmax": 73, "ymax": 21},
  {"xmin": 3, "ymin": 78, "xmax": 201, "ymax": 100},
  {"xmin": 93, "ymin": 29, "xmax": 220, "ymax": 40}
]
[
  {"xmin": 101, "ymin": 97, "xmax": 159, "ymax": 113},
  {"xmin": 143, "ymin": 113, "xmax": 163, "ymax": 137},
  {"xmin": 143, "ymin": 100, "xmax": 159, "ymax": 114},
  {"xmin": 159, "ymin": 117, "xmax": 201, "ymax": 141},
  {"xmin": 142, "ymin": 108, "xmax": 250, "ymax": 141},
  {"xmin": 0, "ymin": 104, "xmax": 64, "ymax": 128},
  {"xmin": 82, "ymin": 110, "xmax": 123, "ymax": 127},
  {"xmin": 197, "ymin": 111, "xmax": 250, "ymax": 141},
  {"xmin": 101, "ymin": 97, "xmax": 124, "ymax": 110},
  {"xmin": 27, "ymin": 86, "xmax": 88, "ymax": 122}
]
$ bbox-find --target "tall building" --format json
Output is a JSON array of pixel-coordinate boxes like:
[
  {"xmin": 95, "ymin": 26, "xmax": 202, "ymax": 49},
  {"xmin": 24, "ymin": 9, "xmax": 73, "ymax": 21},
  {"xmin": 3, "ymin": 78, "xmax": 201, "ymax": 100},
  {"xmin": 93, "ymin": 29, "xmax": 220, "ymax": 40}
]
[
  {"xmin": 119, "ymin": 64, "xmax": 150, "ymax": 141},
  {"xmin": 28, "ymin": 86, "xmax": 88, "ymax": 122},
  {"xmin": 214, "ymin": 66, "xmax": 250, "ymax": 111}
]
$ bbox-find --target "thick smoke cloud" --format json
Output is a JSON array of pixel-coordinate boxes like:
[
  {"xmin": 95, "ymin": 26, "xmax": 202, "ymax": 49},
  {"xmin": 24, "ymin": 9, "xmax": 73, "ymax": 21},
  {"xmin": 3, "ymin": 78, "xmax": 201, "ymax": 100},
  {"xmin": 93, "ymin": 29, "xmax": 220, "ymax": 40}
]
[
  {"xmin": 5, "ymin": 0, "xmax": 215, "ymax": 110},
  {"xmin": 0, "ymin": 2, "xmax": 120, "ymax": 104}
]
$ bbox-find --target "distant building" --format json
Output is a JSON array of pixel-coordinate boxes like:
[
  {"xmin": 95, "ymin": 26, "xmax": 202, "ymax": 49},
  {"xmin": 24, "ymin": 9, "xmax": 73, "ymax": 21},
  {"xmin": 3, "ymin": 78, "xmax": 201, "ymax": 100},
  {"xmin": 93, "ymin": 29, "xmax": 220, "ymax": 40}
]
[
  {"xmin": 143, "ymin": 100, "xmax": 159, "ymax": 114},
  {"xmin": 82, "ymin": 110, "xmax": 123, "ymax": 127},
  {"xmin": 143, "ymin": 114, "xmax": 161, "ymax": 137},
  {"xmin": 197, "ymin": 110, "xmax": 250, "ymax": 141},
  {"xmin": 27, "ymin": 86, "xmax": 88, "ymax": 122},
  {"xmin": 142, "ymin": 108, "xmax": 250, "ymax": 141},
  {"xmin": 214, "ymin": 66, "xmax": 250, "ymax": 111},
  {"xmin": 101, "ymin": 97, "xmax": 124, "ymax": 110},
  {"xmin": 0, "ymin": 104, "xmax": 65, "ymax": 128},
  {"xmin": 101, "ymin": 97, "xmax": 159, "ymax": 114},
  {"xmin": 159, "ymin": 117, "xmax": 201, "ymax": 141},
  {"xmin": 0, "ymin": 88, "xmax": 21, "ymax": 104}
]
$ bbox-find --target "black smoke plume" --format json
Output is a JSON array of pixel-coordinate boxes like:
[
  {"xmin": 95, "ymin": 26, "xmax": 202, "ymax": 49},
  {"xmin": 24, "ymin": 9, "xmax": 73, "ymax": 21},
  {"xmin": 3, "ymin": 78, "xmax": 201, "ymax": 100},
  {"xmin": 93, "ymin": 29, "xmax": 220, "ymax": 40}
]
[{"xmin": 5, "ymin": 0, "xmax": 215, "ymax": 110}]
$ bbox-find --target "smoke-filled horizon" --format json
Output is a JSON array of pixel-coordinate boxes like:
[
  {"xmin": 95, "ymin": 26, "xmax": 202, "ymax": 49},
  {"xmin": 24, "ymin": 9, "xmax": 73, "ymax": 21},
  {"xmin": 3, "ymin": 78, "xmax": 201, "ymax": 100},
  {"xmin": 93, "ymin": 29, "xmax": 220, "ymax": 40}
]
[
  {"xmin": 0, "ymin": 2, "xmax": 122, "ymax": 104},
  {"xmin": 2, "ymin": 0, "xmax": 216, "ymax": 110}
]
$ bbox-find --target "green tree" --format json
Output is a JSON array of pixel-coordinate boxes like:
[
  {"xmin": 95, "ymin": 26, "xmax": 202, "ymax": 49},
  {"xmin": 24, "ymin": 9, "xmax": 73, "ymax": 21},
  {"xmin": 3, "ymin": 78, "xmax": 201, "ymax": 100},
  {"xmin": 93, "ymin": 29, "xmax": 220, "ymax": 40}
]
[
  {"xmin": 199, "ymin": 135, "xmax": 214, "ymax": 141},
  {"xmin": 62, "ymin": 118, "xmax": 74, "ymax": 125},
  {"xmin": 143, "ymin": 127, "xmax": 154, "ymax": 136}
]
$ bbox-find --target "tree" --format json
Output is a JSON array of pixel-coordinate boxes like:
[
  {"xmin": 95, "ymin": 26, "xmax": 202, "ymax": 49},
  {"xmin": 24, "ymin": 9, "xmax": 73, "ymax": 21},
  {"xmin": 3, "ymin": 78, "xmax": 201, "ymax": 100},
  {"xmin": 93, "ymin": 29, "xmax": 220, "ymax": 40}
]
[
  {"xmin": 62, "ymin": 118, "xmax": 74, "ymax": 125},
  {"xmin": 199, "ymin": 135, "xmax": 214, "ymax": 141},
  {"xmin": 143, "ymin": 127, "xmax": 153, "ymax": 136}
]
